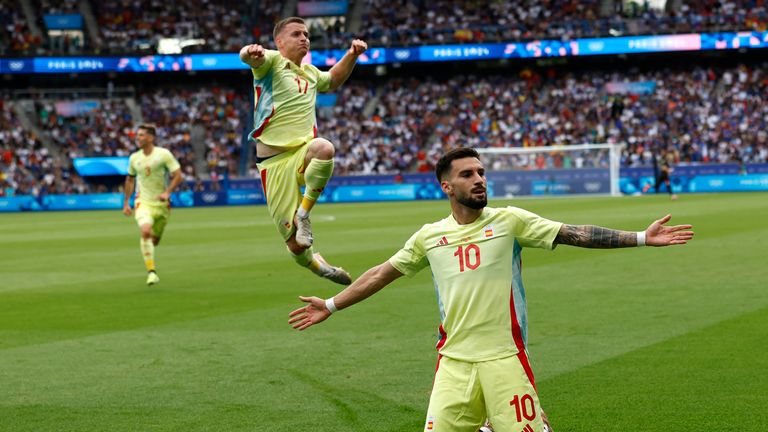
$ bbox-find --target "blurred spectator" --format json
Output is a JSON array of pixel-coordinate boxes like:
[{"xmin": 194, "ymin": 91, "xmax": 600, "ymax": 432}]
[
  {"xmin": 0, "ymin": 100, "xmax": 78, "ymax": 196},
  {"xmin": 37, "ymin": 99, "xmax": 135, "ymax": 159},
  {"xmin": 140, "ymin": 86, "xmax": 249, "ymax": 179},
  {"xmin": 94, "ymin": 0, "xmax": 249, "ymax": 54},
  {"xmin": 1, "ymin": 0, "xmax": 43, "ymax": 56}
]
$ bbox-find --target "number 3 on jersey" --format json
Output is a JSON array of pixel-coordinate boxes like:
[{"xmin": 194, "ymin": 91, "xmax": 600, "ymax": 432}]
[{"xmin": 454, "ymin": 244, "xmax": 480, "ymax": 272}]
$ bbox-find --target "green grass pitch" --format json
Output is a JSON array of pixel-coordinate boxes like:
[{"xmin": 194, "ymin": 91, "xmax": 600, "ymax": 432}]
[{"xmin": 1, "ymin": 192, "xmax": 766, "ymax": 431}]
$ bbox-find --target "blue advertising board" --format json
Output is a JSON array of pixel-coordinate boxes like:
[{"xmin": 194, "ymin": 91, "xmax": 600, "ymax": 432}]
[
  {"xmin": 620, "ymin": 169, "xmax": 768, "ymax": 194},
  {"xmin": 488, "ymin": 168, "xmax": 610, "ymax": 197},
  {"xmin": 43, "ymin": 14, "xmax": 83, "ymax": 29},
  {"xmin": 44, "ymin": 193, "xmax": 123, "ymax": 211},
  {"xmin": 226, "ymin": 189, "xmax": 266, "ymax": 205},
  {"xmin": 0, "ymin": 196, "xmax": 36, "ymax": 212},
  {"xmin": 297, "ymin": 1, "xmax": 348, "ymax": 16},
  {"xmin": 316, "ymin": 93, "xmax": 338, "ymax": 107},
  {"xmin": 193, "ymin": 191, "xmax": 228, "ymax": 206},
  {"xmin": 577, "ymin": 34, "xmax": 701, "ymax": 56},
  {"xmin": 687, "ymin": 174, "xmax": 768, "ymax": 193},
  {"xmin": 73, "ymin": 157, "xmax": 129, "ymax": 176},
  {"xmin": 4, "ymin": 31, "xmax": 767, "ymax": 74},
  {"xmin": 330, "ymin": 184, "xmax": 417, "ymax": 202}
]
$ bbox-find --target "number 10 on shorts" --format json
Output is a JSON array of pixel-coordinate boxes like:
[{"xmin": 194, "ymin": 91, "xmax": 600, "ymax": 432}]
[{"xmin": 509, "ymin": 394, "xmax": 537, "ymax": 422}]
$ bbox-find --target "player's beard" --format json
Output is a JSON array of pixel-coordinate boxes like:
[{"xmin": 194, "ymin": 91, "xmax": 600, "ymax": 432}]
[{"xmin": 457, "ymin": 194, "xmax": 487, "ymax": 210}]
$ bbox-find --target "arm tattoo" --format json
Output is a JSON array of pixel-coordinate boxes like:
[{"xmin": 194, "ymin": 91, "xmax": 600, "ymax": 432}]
[{"xmin": 555, "ymin": 224, "xmax": 637, "ymax": 248}]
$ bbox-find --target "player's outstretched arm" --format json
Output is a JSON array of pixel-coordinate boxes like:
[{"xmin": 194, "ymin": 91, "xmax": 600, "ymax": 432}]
[
  {"xmin": 327, "ymin": 39, "xmax": 368, "ymax": 91},
  {"xmin": 239, "ymin": 43, "xmax": 266, "ymax": 68},
  {"xmin": 554, "ymin": 214, "xmax": 693, "ymax": 248},
  {"xmin": 288, "ymin": 261, "xmax": 403, "ymax": 331}
]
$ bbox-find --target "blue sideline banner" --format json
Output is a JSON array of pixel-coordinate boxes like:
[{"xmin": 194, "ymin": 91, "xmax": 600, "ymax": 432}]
[
  {"xmin": 488, "ymin": 168, "xmax": 610, "ymax": 197},
  {"xmin": 226, "ymin": 189, "xmax": 266, "ymax": 205},
  {"xmin": 3, "ymin": 165, "xmax": 767, "ymax": 212},
  {"xmin": 193, "ymin": 191, "xmax": 228, "ymax": 206},
  {"xmin": 688, "ymin": 174, "xmax": 768, "ymax": 193},
  {"xmin": 0, "ymin": 196, "xmax": 36, "ymax": 212},
  {"xmin": 620, "ymin": 173, "xmax": 768, "ymax": 194},
  {"xmin": 44, "ymin": 193, "xmax": 123, "ymax": 210},
  {"xmin": 315, "ymin": 183, "xmax": 446, "ymax": 203}
]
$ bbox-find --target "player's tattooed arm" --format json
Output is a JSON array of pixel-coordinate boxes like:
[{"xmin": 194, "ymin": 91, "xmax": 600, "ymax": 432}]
[{"xmin": 555, "ymin": 224, "xmax": 638, "ymax": 248}]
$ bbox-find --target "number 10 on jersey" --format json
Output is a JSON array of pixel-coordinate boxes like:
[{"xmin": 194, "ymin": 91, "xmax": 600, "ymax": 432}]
[{"xmin": 454, "ymin": 244, "xmax": 480, "ymax": 272}]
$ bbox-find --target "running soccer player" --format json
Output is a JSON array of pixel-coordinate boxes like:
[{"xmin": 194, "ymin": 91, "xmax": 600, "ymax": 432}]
[
  {"xmin": 289, "ymin": 148, "xmax": 694, "ymax": 432},
  {"xmin": 239, "ymin": 17, "xmax": 367, "ymax": 285},
  {"xmin": 122, "ymin": 124, "xmax": 182, "ymax": 285}
]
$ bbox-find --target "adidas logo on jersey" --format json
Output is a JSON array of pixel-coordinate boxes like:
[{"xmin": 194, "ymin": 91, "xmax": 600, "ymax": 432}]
[{"xmin": 435, "ymin": 236, "xmax": 449, "ymax": 246}]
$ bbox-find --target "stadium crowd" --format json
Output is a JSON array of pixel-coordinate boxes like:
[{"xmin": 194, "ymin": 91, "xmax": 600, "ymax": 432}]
[
  {"xmin": 94, "ymin": 0, "xmax": 250, "ymax": 54},
  {"xmin": 0, "ymin": 100, "xmax": 90, "ymax": 196},
  {"xmin": 3, "ymin": 0, "xmax": 766, "ymax": 55},
  {"xmin": 2, "ymin": 62, "xmax": 767, "ymax": 196},
  {"xmin": 356, "ymin": 0, "xmax": 768, "ymax": 47},
  {"xmin": 138, "ymin": 86, "xmax": 249, "ymax": 182},
  {"xmin": 328, "ymin": 63, "xmax": 768, "ymax": 174},
  {"xmin": 1, "ymin": 0, "xmax": 42, "ymax": 56}
]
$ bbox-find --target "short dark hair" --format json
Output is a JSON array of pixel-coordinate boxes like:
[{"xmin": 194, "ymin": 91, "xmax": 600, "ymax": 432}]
[
  {"xmin": 273, "ymin": 17, "xmax": 305, "ymax": 41},
  {"xmin": 435, "ymin": 147, "xmax": 480, "ymax": 182},
  {"xmin": 137, "ymin": 124, "xmax": 156, "ymax": 136}
]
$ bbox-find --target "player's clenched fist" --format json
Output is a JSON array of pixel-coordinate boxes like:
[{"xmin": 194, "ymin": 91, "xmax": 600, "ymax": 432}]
[
  {"xmin": 242, "ymin": 44, "xmax": 265, "ymax": 59},
  {"xmin": 348, "ymin": 39, "xmax": 367, "ymax": 56},
  {"xmin": 239, "ymin": 43, "xmax": 267, "ymax": 68}
]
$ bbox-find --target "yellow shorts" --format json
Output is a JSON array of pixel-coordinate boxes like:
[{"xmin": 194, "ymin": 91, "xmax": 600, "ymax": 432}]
[
  {"xmin": 134, "ymin": 202, "xmax": 171, "ymax": 238},
  {"xmin": 257, "ymin": 144, "xmax": 310, "ymax": 241},
  {"xmin": 424, "ymin": 353, "xmax": 544, "ymax": 432}
]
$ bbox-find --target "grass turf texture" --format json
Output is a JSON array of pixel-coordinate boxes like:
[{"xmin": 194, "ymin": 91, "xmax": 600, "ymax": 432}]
[{"xmin": 1, "ymin": 192, "xmax": 766, "ymax": 431}]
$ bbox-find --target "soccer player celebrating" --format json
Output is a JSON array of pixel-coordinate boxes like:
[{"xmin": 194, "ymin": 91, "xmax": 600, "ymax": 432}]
[
  {"xmin": 122, "ymin": 124, "xmax": 182, "ymax": 285},
  {"xmin": 239, "ymin": 17, "xmax": 367, "ymax": 285},
  {"xmin": 289, "ymin": 148, "xmax": 694, "ymax": 432}
]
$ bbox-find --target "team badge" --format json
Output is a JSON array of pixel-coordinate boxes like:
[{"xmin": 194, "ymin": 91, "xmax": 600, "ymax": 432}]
[{"xmin": 484, "ymin": 224, "xmax": 495, "ymax": 238}]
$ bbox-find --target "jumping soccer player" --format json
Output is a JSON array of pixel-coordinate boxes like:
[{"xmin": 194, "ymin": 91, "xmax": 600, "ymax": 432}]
[{"xmin": 239, "ymin": 17, "xmax": 367, "ymax": 285}]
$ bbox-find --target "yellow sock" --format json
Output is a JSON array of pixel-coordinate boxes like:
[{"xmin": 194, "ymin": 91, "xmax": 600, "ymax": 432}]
[
  {"xmin": 299, "ymin": 196, "xmax": 316, "ymax": 215},
  {"xmin": 308, "ymin": 257, "xmax": 323, "ymax": 274},
  {"xmin": 140, "ymin": 238, "xmax": 155, "ymax": 272},
  {"xmin": 289, "ymin": 247, "xmax": 329, "ymax": 276},
  {"xmin": 299, "ymin": 158, "xmax": 334, "ymax": 217}
]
